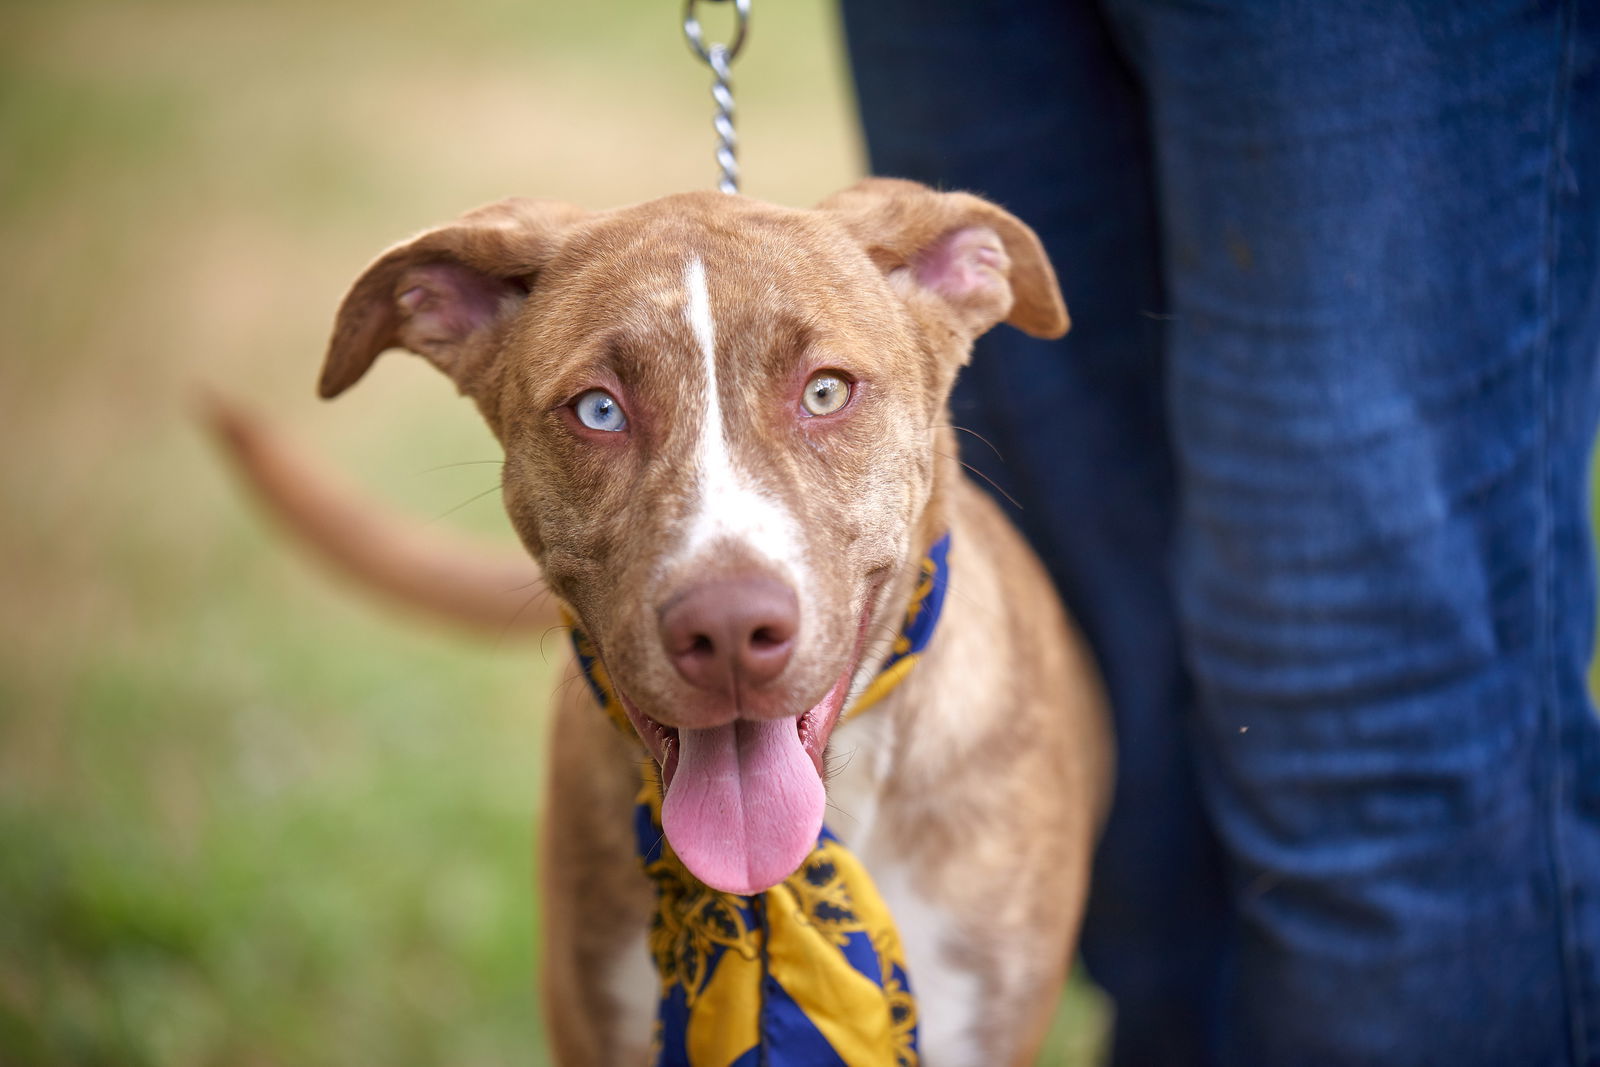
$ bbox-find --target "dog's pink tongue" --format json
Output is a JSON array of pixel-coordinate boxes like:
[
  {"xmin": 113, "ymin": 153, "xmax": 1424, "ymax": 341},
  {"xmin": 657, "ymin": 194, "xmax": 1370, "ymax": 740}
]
[{"xmin": 661, "ymin": 718, "xmax": 824, "ymax": 895}]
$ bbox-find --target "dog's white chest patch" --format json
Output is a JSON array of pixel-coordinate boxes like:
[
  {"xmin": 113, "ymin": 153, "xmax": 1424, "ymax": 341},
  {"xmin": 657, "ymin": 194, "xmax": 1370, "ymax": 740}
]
[
  {"xmin": 870, "ymin": 863, "xmax": 986, "ymax": 1066},
  {"xmin": 606, "ymin": 932, "xmax": 657, "ymax": 1051},
  {"xmin": 826, "ymin": 716, "xmax": 984, "ymax": 1065}
]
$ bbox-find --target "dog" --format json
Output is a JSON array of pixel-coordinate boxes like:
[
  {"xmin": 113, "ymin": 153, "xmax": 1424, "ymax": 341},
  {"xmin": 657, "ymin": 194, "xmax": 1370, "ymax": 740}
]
[{"xmin": 216, "ymin": 178, "xmax": 1111, "ymax": 1065}]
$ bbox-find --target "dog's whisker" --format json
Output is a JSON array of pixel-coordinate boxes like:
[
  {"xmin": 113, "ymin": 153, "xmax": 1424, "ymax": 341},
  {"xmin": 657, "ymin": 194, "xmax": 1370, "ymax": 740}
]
[
  {"xmin": 428, "ymin": 479, "xmax": 507, "ymax": 525},
  {"xmin": 537, "ymin": 622, "xmax": 575, "ymax": 665},
  {"xmin": 416, "ymin": 458, "xmax": 507, "ymax": 475},
  {"xmin": 933, "ymin": 450, "xmax": 1024, "ymax": 512},
  {"xmin": 823, "ymin": 801, "xmax": 860, "ymax": 827},
  {"xmin": 824, "ymin": 744, "xmax": 857, "ymax": 780},
  {"xmin": 930, "ymin": 423, "xmax": 1006, "ymax": 463},
  {"xmin": 504, "ymin": 576, "xmax": 550, "ymax": 593},
  {"xmin": 498, "ymin": 584, "xmax": 558, "ymax": 648},
  {"xmin": 940, "ymin": 581, "xmax": 1007, "ymax": 626},
  {"xmin": 549, "ymin": 667, "xmax": 591, "ymax": 705}
]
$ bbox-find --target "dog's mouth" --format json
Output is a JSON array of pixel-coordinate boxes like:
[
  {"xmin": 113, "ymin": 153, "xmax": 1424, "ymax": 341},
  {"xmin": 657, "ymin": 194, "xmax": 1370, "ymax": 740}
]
[
  {"xmin": 612, "ymin": 586, "xmax": 881, "ymax": 896},
  {"xmin": 621, "ymin": 675, "xmax": 848, "ymax": 792}
]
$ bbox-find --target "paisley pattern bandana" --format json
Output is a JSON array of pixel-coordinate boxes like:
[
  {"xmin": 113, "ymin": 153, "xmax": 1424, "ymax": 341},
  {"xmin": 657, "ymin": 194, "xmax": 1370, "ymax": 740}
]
[{"xmin": 570, "ymin": 533, "xmax": 951, "ymax": 1067}]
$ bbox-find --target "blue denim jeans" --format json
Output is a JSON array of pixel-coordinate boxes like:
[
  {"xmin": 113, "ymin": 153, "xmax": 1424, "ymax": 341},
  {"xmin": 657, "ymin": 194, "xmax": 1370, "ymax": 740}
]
[{"xmin": 841, "ymin": 1, "xmax": 1600, "ymax": 1063}]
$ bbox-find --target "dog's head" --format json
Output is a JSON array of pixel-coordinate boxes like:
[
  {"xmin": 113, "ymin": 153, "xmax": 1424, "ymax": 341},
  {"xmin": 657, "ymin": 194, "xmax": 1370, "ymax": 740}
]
[{"xmin": 322, "ymin": 179, "xmax": 1067, "ymax": 893}]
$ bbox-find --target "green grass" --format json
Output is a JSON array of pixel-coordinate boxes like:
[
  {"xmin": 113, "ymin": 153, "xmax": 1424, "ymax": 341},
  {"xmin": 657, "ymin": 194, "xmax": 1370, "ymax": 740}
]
[{"xmin": 0, "ymin": 416, "xmax": 555, "ymax": 1065}]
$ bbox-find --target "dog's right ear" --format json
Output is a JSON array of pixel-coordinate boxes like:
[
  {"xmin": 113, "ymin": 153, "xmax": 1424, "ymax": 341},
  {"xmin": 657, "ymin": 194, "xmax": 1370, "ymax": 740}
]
[{"xmin": 320, "ymin": 198, "xmax": 586, "ymax": 403}]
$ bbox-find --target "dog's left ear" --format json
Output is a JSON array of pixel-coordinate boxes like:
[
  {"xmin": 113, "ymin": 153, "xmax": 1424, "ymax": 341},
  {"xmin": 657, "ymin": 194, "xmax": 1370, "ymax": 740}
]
[{"xmin": 818, "ymin": 178, "xmax": 1069, "ymax": 344}]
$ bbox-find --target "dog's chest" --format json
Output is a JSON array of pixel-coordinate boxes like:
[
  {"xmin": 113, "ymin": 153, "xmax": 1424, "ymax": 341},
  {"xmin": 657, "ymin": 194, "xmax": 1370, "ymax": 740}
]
[{"xmin": 823, "ymin": 716, "xmax": 986, "ymax": 1064}]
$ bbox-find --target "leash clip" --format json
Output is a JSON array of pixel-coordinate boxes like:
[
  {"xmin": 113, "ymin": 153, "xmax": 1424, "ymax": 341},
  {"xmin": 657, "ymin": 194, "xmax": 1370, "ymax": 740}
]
[{"xmin": 682, "ymin": 0, "xmax": 749, "ymax": 194}]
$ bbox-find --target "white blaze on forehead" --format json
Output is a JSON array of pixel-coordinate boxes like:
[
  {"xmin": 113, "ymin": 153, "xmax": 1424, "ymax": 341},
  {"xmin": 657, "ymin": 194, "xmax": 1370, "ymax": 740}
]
[
  {"xmin": 679, "ymin": 257, "xmax": 803, "ymax": 577},
  {"xmin": 684, "ymin": 257, "xmax": 717, "ymax": 386}
]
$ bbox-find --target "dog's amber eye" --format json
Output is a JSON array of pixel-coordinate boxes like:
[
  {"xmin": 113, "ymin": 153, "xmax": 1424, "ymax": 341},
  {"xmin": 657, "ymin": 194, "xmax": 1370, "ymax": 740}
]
[
  {"xmin": 574, "ymin": 389, "xmax": 626, "ymax": 432},
  {"xmin": 801, "ymin": 372, "xmax": 851, "ymax": 416}
]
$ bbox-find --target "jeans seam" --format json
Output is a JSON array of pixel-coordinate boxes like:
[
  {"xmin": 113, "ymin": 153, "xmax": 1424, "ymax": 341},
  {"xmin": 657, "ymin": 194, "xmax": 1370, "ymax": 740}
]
[{"xmin": 1538, "ymin": 1, "xmax": 1587, "ymax": 1063}]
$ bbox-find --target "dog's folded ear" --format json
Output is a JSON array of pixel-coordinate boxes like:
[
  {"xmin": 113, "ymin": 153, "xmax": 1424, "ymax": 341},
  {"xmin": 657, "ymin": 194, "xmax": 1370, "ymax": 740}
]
[
  {"xmin": 817, "ymin": 178, "xmax": 1069, "ymax": 344},
  {"xmin": 320, "ymin": 198, "xmax": 586, "ymax": 402}
]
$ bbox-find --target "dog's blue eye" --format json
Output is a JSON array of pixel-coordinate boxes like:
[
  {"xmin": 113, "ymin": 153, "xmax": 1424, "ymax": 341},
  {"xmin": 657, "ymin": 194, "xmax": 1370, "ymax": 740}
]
[{"xmin": 574, "ymin": 389, "xmax": 626, "ymax": 432}]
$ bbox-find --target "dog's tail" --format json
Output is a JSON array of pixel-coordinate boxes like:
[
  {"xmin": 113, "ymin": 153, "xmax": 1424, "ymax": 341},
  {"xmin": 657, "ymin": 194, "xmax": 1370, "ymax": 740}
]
[{"xmin": 202, "ymin": 392, "xmax": 562, "ymax": 638}]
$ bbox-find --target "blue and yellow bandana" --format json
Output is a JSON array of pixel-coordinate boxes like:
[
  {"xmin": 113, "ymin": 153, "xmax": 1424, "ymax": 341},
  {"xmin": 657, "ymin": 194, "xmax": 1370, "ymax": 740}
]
[{"xmin": 571, "ymin": 533, "xmax": 951, "ymax": 1067}]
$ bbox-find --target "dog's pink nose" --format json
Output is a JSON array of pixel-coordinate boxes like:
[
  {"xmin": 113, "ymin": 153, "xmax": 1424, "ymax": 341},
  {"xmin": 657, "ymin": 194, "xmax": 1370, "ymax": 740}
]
[{"xmin": 659, "ymin": 577, "xmax": 798, "ymax": 696}]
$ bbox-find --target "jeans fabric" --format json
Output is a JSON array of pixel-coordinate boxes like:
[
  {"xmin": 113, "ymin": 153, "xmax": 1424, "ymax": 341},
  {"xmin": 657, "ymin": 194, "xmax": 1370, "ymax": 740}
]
[{"xmin": 840, "ymin": 2, "xmax": 1600, "ymax": 1063}]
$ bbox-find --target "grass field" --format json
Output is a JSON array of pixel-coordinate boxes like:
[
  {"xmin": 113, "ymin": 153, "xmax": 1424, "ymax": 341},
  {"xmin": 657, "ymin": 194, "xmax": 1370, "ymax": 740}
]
[
  {"xmin": 0, "ymin": 1, "xmax": 1115, "ymax": 1063},
  {"xmin": 3, "ymin": 2, "xmax": 1595, "ymax": 1065}
]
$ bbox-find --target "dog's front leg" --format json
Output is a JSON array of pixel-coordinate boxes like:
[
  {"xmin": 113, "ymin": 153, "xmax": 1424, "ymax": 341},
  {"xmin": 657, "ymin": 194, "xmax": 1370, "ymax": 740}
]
[{"xmin": 539, "ymin": 678, "xmax": 655, "ymax": 1065}]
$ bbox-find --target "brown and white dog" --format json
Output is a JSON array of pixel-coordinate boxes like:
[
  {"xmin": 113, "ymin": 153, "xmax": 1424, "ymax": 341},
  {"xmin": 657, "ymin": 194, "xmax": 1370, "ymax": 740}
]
[{"xmin": 216, "ymin": 179, "xmax": 1110, "ymax": 1064}]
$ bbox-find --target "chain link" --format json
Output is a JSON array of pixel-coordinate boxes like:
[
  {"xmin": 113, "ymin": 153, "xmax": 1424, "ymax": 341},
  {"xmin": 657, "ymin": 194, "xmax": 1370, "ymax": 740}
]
[{"xmin": 683, "ymin": 0, "xmax": 749, "ymax": 194}]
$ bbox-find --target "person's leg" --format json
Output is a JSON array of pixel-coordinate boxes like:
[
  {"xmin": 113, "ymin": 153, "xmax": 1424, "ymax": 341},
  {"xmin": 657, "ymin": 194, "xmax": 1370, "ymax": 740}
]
[
  {"xmin": 1110, "ymin": 0, "xmax": 1600, "ymax": 1060},
  {"xmin": 841, "ymin": 3, "xmax": 1231, "ymax": 1062}
]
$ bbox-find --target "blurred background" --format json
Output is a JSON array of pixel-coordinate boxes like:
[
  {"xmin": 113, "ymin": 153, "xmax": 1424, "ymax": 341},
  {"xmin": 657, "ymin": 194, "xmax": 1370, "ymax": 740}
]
[
  {"xmin": 0, "ymin": 0, "xmax": 1114, "ymax": 1063},
  {"xmin": 5, "ymin": 2, "xmax": 1596, "ymax": 1065}
]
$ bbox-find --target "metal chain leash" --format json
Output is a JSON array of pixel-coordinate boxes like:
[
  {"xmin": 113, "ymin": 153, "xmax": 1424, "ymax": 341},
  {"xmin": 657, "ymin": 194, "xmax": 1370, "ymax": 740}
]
[{"xmin": 682, "ymin": 0, "xmax": 749, "ymax": 194}]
